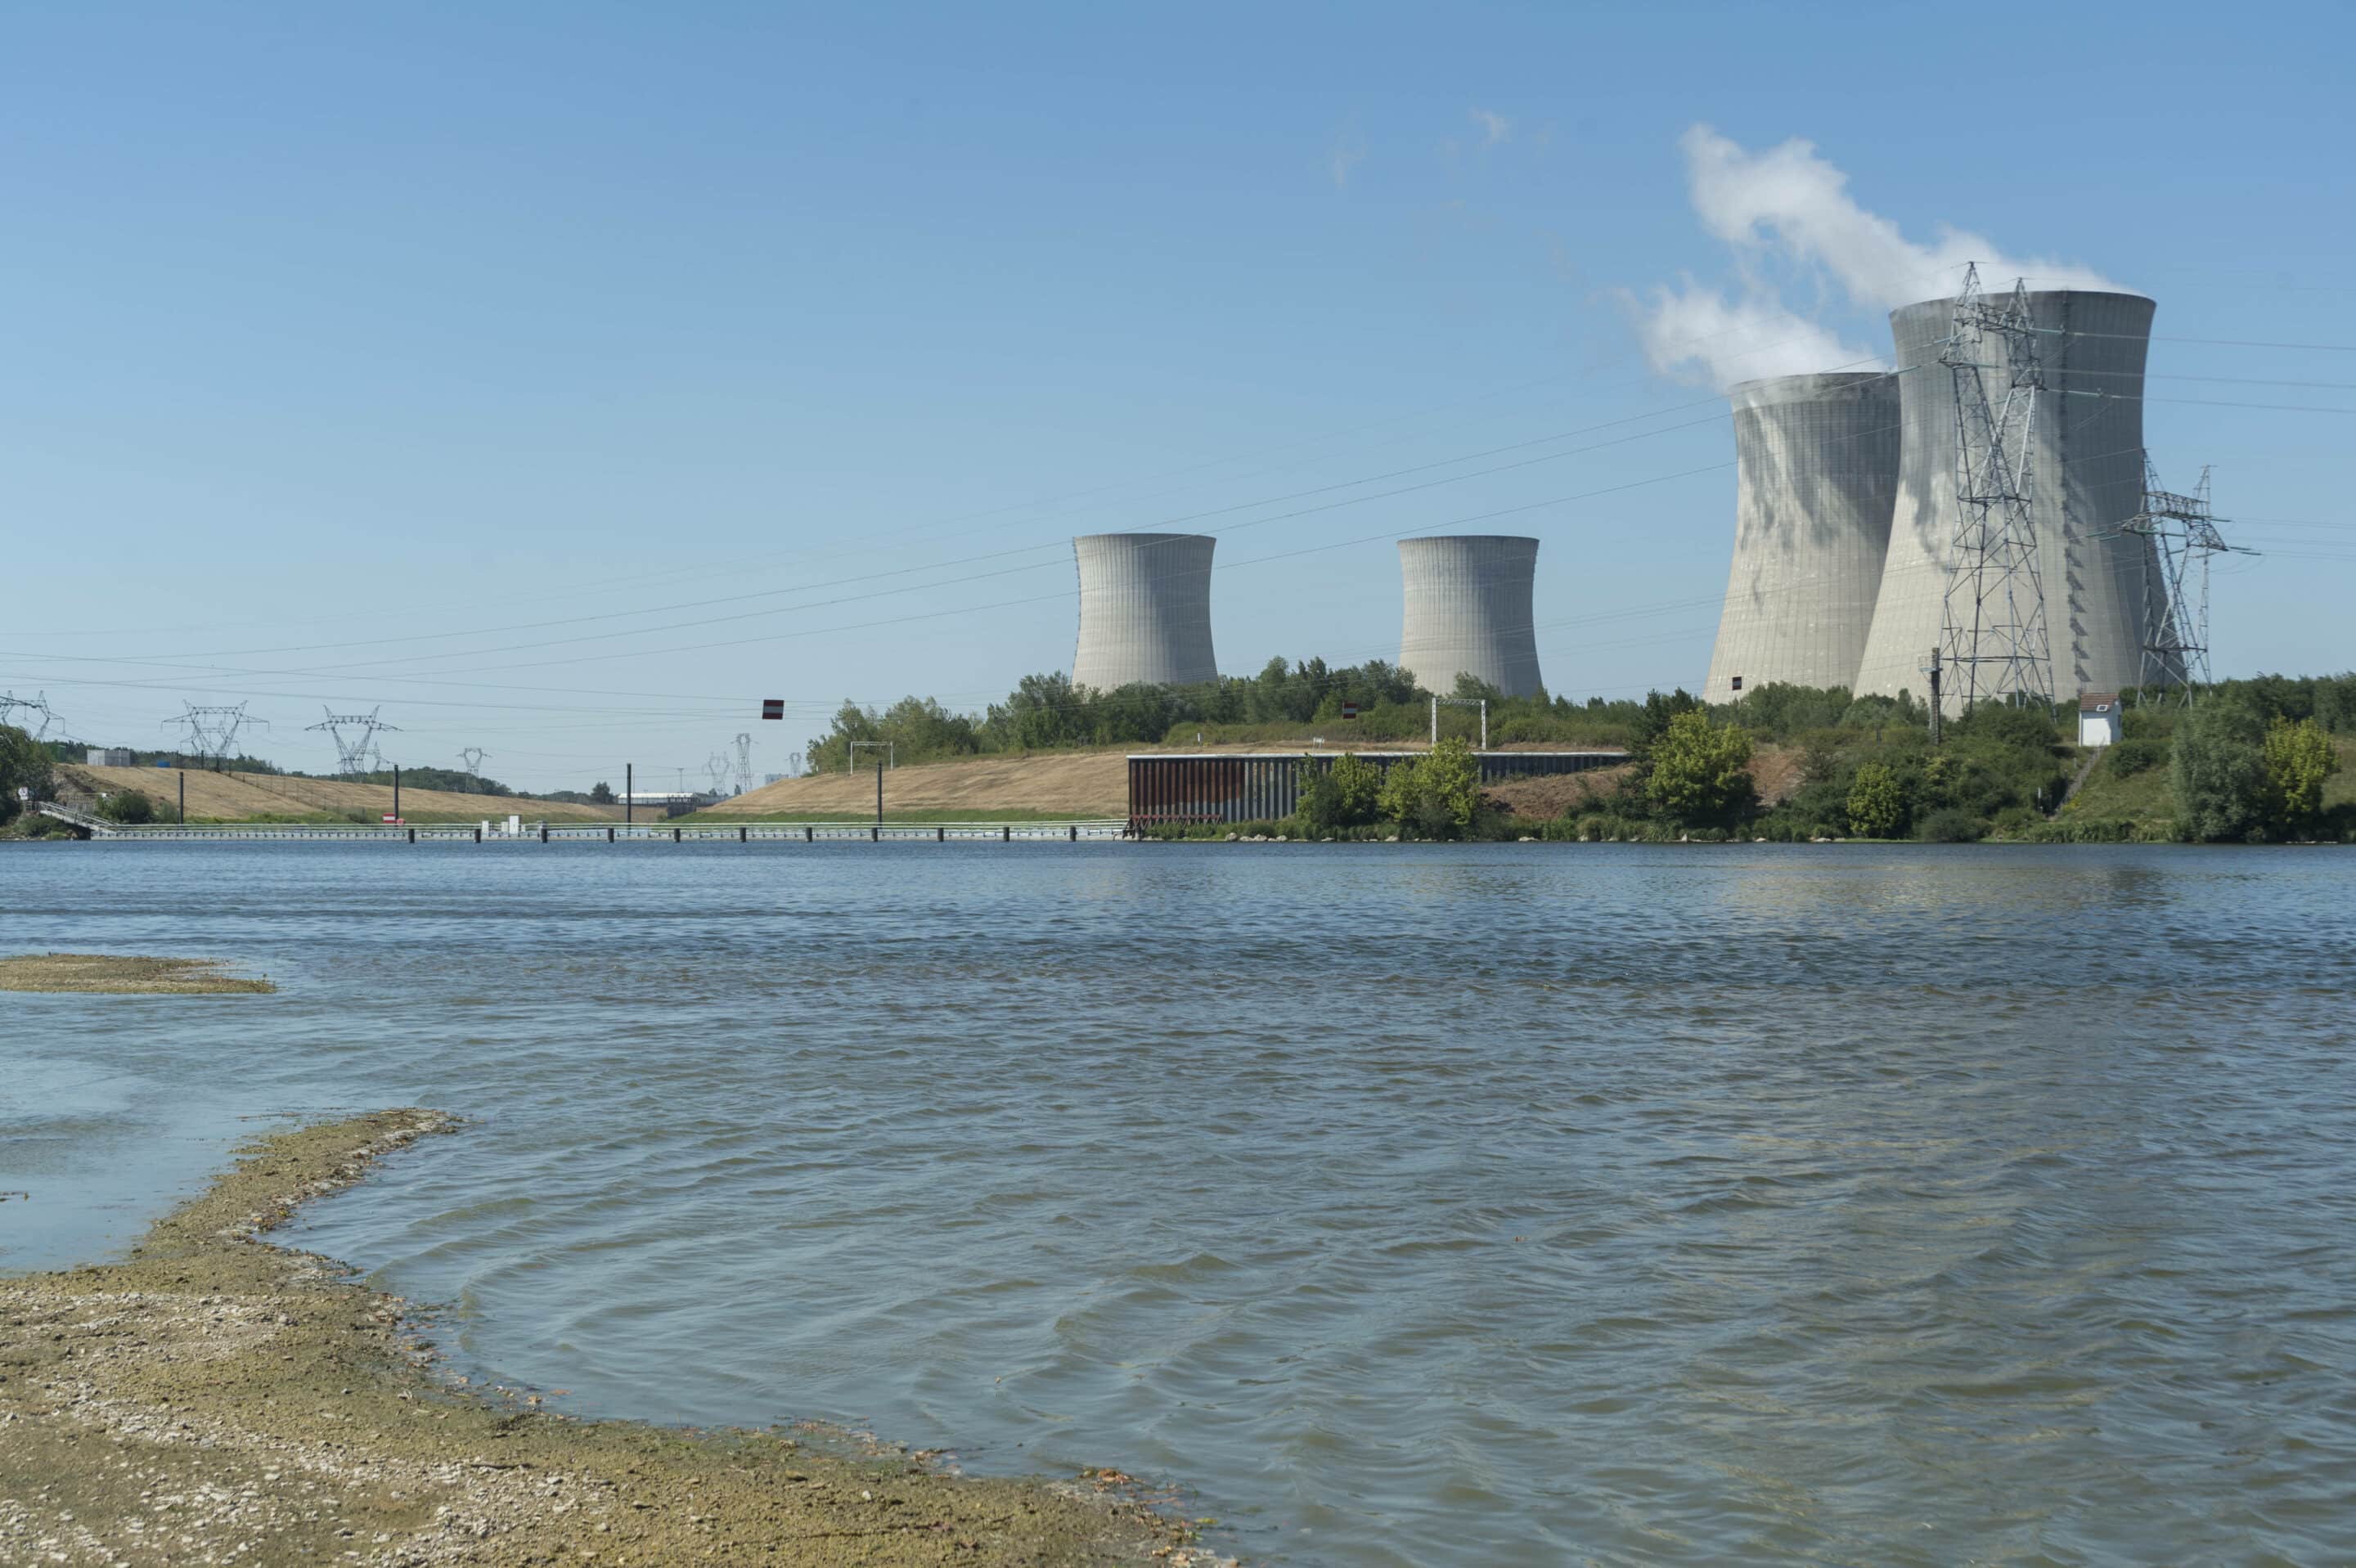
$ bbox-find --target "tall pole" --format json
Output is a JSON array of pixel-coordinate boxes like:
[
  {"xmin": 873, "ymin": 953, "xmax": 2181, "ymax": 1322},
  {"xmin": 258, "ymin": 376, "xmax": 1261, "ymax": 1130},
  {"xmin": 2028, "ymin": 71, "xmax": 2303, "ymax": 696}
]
[
  {"xmin": 1430, "ymin": 696, "xmax": 1437, "ymax": 746},
  {"xmin": 626, "ymin": 763, "xmax": 633, "ymax": 825},
  {"xmin": 393, "ymin": 764, "xmax": 402, "ymax": 821},
  {"xmin": 875, "ymin": 762, "xmax": 884, "ymax": 830},
  {"xmin": 178, "ymin": 770, "xmax": 185, "ymax": 824},
  {"xmin": 1925, "ymin": 647, "xmax": 1944, "ymax": 746}
]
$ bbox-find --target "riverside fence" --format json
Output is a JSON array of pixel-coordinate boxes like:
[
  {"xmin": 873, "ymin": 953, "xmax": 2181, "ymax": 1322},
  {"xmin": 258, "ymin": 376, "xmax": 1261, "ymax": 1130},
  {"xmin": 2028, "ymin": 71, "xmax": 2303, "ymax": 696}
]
[
  {"xmin": 1126, "ymin": 750, "xmax": 1626, "ymax": 830},
  {"xmin": 34, "ymin": 804, "xmax": 1130, "ymax": 844}
]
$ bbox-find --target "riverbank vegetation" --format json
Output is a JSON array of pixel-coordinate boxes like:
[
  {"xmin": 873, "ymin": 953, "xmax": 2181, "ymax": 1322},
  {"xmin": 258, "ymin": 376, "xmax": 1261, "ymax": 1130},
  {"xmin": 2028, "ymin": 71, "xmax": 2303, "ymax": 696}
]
[{"xmin": 1131, "ymin": 672, "xmax": 2353, "ymax": 845}]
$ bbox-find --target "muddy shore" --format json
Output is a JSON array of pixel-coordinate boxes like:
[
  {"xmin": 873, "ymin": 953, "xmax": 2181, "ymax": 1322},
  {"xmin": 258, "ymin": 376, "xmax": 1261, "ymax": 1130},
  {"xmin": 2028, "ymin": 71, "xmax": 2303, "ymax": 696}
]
[
  {"xmin": 0, "ymin": 1110, "xmax": 1225, "ymax": 1566},
  {"xmin": 0, "ymin": 953, "xmax": 274, "ymax": 995}
]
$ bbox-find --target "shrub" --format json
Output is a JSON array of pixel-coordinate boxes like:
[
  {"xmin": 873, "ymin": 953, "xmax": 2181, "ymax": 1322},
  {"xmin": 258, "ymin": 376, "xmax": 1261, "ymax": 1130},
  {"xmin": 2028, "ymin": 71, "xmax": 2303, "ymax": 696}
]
[
  {"xmin": 2106, "ymin": 737, "xmax": 2168, "ymax": 778},
  {"xmin": 1918, "ymin": 806, "xmax": 1984, "ymax": 842},
  {"xmin": 1846, "ymin": 762, "xmax": 1910, "ymax": 838},
  {"xmin": 2173, "ymin": 699, "xmax": 2269, "ymax": 842},
  {"xmin": 99, "ymin": 789, "xmax": 156, "ymax": 824},
  {"xmin": 1646, "ymin": 710, "xmax": 1755, "ymax": 824},
  {"xmin": 2261, "ymin": 717, "xmax": 2340, "ymax": 833}
]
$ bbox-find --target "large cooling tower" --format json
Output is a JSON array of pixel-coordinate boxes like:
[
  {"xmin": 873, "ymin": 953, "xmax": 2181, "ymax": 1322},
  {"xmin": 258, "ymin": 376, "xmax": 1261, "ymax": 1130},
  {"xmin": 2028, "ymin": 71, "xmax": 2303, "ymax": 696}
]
[
  {"xmin": 1702, "ymin": 372, "xmax": 1900, "ymax": 703},
  {"xmin": 1397, "ymin": 535, "xmax": 1544, "ymax": 698},
  {"xmin": 1070, "ymin": 532, "xmax": 1219, "ymax": 690},
  {"xmin": 1852, "ymin": 290, "xmax": 2163, "ymax": 707}
]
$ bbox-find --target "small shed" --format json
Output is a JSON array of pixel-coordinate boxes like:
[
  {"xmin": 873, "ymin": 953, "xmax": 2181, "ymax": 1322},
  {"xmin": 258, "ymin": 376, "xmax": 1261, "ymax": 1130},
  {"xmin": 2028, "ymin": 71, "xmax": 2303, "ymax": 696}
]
[{"xmin": 2078, "ymin": 691, "xmax": 2122, "ymax": 748}]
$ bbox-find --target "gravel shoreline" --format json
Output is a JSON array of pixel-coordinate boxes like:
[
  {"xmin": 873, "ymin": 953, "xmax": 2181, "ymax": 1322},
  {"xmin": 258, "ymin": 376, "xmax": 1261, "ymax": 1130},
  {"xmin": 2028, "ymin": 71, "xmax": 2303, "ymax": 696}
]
[{"xmin": 0, "ymin": 1109, "xmax": 1227, "ymax": 1566}]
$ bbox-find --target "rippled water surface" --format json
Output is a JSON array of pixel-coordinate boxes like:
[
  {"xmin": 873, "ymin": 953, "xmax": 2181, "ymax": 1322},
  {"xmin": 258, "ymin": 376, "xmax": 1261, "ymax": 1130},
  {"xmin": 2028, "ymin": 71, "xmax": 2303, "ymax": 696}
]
[{"xmin": 5, "ymin": 841, "xmax": 2354, "ymax": 1565}]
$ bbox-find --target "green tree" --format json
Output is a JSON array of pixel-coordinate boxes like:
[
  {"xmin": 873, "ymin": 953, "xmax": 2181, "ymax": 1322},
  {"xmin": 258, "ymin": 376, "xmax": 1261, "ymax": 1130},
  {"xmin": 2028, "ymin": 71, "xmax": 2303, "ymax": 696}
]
[
  {"xmin": 1645, "ymin": 710, "xmax": 1755, "ymax": 824},
  {"xmin": 0, "ymin": 723, "xmax": 52, "ymax": 822},
  {"xmin": 588, "ymin": 781, "xmax": 615, "ymax": 805},
  {"xmin": 2261, "ymin": 716, "xmax": 2340, "ymax": 833},
  {"xmin": 1846, "ymin": 763, "xmax": 1909, "ymax": 838},
  {"xmin": 2172, "ymin": 698, "xmax": 2268, "ymax": 841},
  {"xmin": 1375, "ymin": 737, "xmax": 1481, "ymax": 838},
  {"xmin": 1330, "ymin": 752, "xmax": 1383, "ymax": 824}
]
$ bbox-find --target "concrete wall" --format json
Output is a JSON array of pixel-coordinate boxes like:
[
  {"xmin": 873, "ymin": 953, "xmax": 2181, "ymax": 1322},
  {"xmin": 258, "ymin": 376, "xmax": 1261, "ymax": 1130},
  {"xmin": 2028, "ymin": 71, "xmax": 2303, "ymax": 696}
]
[
  {"xmin": 1396, "ymin": 536, "xmax": 1544, "ymax": 698},
  {"xmin": 1703, "ymin": 372, "xmax": 1900, "ymax": 703},
  {"xmin": 1854, "ymin": 290, "xmax": 2166, "ymax": 708},
  {"xmin": 1071, "ymin": 532, "xmax": 1219, "ymax": 690}
]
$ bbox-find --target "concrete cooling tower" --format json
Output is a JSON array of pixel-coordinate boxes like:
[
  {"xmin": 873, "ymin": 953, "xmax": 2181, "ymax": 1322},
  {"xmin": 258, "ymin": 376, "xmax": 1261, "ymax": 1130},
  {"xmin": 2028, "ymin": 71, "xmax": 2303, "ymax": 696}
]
[
  {"xmin": 1702, "ymin": 372, "xmax": 1900, "ymax": 703},
  {"xmin": 1397, "ymin": 536, "xmax": 1544, "ymax": 698},
  {"xmin": 1852, "ymin": 289, "xmax": 2164, "ymax": 708},
  {"xmin": 1070, "ymin": 532, "xmax": 1219, "ymax": 690}
]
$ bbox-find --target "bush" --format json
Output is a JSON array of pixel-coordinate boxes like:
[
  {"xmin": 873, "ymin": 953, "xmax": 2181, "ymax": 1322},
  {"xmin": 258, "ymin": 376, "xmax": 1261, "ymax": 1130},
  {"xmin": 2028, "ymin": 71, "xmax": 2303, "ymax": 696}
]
[
  {"xmin": 1846, "ymin": 762, "xmax": 1911, "ymax": 838},
  {"xmin": 1918, "ymin": 807, "xmax": 1984, "ymax": 842},
  {"xmin": 99, "ymin": 789, "xmax": 156, "ymax": 824},
  {"xmin": 2261, "ymin": 717, "xmax": 2340, "ymax": 833},
  {"xmin": 1646, "ymin": 710, "xmax": 1756, "ymax": 825},
  {"xmin": 2106, "ymin": 737, "xmax": 2168, "ymax": 778},
  {"xmin": 1378, "ymin": 736, "xmax": 1481, "ymax": 839},
  {"xmin": 2173, "ymin": 699, "xmax": 2269, "ymax": 842}
]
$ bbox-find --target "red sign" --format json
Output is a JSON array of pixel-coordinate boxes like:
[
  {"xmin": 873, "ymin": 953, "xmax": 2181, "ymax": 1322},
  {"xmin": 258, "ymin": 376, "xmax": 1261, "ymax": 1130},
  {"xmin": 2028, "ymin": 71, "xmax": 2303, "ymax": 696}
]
[
  {"xmin": 382, "ymin": 814, "xmax": 402, "ymax": 824},
  {"xmin": 761, "ymin": 699, "xmax": 785, "ymax": 720},
  {"xmin": 1341, "ymin": 702, "xmax": 1359, "ymax": 719}
]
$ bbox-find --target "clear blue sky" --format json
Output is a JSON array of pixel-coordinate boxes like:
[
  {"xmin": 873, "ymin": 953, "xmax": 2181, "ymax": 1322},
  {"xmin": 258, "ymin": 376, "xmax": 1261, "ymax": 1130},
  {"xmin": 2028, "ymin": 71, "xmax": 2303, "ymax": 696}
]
[{"xmin": 5, "ymin": 2, "xmax": 2350, "ymax": 790}]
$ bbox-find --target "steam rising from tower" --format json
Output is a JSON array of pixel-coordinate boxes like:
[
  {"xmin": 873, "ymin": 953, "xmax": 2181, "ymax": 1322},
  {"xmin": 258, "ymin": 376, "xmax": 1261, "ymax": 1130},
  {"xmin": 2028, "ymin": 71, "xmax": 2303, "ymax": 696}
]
[
  {"xmin": 1397, "ymin": 536, "xmax": 1544, "ymax": 698},
  {"xmin": 1070, "ymin": 532, "xmax": 1219, "ymax": 691}
]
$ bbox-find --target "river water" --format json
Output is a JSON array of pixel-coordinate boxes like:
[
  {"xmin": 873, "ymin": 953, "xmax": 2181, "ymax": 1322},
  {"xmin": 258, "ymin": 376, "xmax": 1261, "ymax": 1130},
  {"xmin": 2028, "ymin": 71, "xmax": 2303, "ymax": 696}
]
[{"xmin": 4, "ymin": 841, "xmax": 2352, "ymax": 1565}]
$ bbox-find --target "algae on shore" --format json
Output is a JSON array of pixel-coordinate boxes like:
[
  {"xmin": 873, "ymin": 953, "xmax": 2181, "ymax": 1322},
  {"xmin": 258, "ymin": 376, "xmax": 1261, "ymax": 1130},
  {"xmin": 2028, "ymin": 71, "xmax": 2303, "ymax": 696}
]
[
  {"xmin": 0, "ymin": 953, "xmax": 275, "ymax": 995},
  {"xmin": 0, "ymin": 1110, "xmax": 1224, "ymax": 1566}
]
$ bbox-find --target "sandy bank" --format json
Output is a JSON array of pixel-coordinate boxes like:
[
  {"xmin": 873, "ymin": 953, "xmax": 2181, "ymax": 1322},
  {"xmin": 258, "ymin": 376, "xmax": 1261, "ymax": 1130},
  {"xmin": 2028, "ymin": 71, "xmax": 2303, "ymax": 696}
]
[
  {"xmin": 0, "ymin": 1111, "xmax": 1227, "ymax": 1566},
  {"xmin": 0, "ymin": 954, "xmax": 274, "ymax": 995}
]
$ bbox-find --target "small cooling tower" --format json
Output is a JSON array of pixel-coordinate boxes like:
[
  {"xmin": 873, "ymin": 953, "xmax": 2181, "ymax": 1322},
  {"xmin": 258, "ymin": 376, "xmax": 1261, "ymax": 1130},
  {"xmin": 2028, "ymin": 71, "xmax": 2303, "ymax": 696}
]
[
  {"xmin": 1703, "ymin": 372, "xmax": 1901, "ymax": 703},
  {"xmin": 1396, "ymin": 536, "xmax": 1544, "ymax": 698},
  {"xmin": 1070, "ymin": 532, "xmax": 1219, "ymax": 690}
]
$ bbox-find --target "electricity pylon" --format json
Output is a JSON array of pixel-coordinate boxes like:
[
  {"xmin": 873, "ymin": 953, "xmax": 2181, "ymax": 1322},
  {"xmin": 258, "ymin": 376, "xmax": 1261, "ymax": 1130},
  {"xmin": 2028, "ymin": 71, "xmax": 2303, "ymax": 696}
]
[
  {"xmin": 1939, "ymin": 264, "xmax": 2053, "ymax": 713},
  {"xmin": 308, "ymin": 707, "xmax": 398, "ymax": 778}
]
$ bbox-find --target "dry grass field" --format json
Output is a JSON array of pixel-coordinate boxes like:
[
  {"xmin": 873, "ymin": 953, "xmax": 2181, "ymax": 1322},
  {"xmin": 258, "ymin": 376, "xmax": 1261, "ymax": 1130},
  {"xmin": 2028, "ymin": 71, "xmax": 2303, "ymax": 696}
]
[
  {"xmin": 705, "ymin": 740, "xmax": 1637, "ymax": 820},
  {"xmin": 704, "ymin": 750, "xmax": 1133, "ymax": 817},
  {"xmin": 56, "ymin": 765, "xmax": 624, "ymax": 824}
]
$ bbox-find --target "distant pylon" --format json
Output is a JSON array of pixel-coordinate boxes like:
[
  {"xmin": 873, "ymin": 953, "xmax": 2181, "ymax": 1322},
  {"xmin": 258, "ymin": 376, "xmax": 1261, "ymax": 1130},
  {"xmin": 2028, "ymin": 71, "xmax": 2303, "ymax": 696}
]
[
  {"xmin": 1938, "ymin": 264, "xmax": 2054, "ymax": 712},
  {"xmin": 704, "ymin": 752, "xmax": 732, "ymax": 795},
  {"xmin": 0, "ymin": 691, "xmax": 62, "ymax": 741},
  {"xmin": 732, "ymin": 733, "xmax": 754, "ymax": 797},
  {"xmin": 459, "ymin": 746, "xmax": 489, "ymax": 793},
  {"xmin": 161, "ymin": 703, "xmax": 264, "ymax": 771},
  {"xmin": 307, "ymin": 707, "xmax": 398, "ymax": 778}
]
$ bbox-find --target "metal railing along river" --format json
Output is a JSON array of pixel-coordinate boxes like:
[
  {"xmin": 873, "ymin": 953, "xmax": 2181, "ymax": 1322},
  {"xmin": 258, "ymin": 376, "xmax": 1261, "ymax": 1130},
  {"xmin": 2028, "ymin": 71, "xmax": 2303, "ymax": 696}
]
[{"xmin": 35, "ymin": 804, "xmax": 1131, "ymax": 843}]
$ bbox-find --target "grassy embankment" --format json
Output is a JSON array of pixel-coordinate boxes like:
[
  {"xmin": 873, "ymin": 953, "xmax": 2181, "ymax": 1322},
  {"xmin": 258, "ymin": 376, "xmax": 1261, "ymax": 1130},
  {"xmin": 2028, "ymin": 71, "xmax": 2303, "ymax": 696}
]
[
  {"xmin": 2050, "ymin": 735, "xmax": 2356, "ymax": 840},
  {"xmin": 55, "ymin": 765, "xmax": 626, "ymax": 826}
]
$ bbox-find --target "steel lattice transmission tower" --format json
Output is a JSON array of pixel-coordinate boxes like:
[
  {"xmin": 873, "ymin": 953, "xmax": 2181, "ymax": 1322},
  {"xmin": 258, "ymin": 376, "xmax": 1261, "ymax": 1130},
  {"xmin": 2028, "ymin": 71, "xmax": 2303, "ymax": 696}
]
[
  {"xmin": 459, "ymin": 747, "xmax": 489, "ymax": 793},
  {"xmin": 732, "ymin": 733, "xmax": 754, "ymax": 797},
  {"xmin": 2117, "ymin": 457, "xmax": 2254, "ymax": 702},
  {"xmin": 704, "ymin": 752, "xmax": 732, "ymax": 795},
  {"xmin": 162, "ymin": 703, "xmax": 263, "ymax": 770},
  {"xmin": 308, "ymin": 707, "xmax": 398, "ymax": 778},
  {"xmin": 1938, "ymin": 265, "xmax": 2054, "ymax": 712},
  {"xmin": 0, "ymin": 691, "xmax": 63, "ymax": 740}
]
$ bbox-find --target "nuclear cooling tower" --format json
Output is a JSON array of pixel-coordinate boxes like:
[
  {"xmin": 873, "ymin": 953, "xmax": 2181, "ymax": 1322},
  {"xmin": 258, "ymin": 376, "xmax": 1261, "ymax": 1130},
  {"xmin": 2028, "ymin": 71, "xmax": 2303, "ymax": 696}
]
[
  {"xmin": 1852, "ymin": 289, "xmax": 2164, "ymax": 708},
  {"xmin": 1397, "ymin": 535, "xmax": 1544, "ymax": 698},
  {"xmin": 1702, "ymin": 372, "xmax": 1900, "ymax": 703},
  {"xmin": 1070, "ymin": 532, "xmax": 1219, "ymax": 690}
]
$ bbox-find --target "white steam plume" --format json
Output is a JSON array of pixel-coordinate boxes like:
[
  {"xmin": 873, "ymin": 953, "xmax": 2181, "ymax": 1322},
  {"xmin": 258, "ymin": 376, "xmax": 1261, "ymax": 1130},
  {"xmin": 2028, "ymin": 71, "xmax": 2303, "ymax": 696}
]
[{"xmin": 1638, "ymin": 125, "xmax": 2126, "ymax": 389}]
